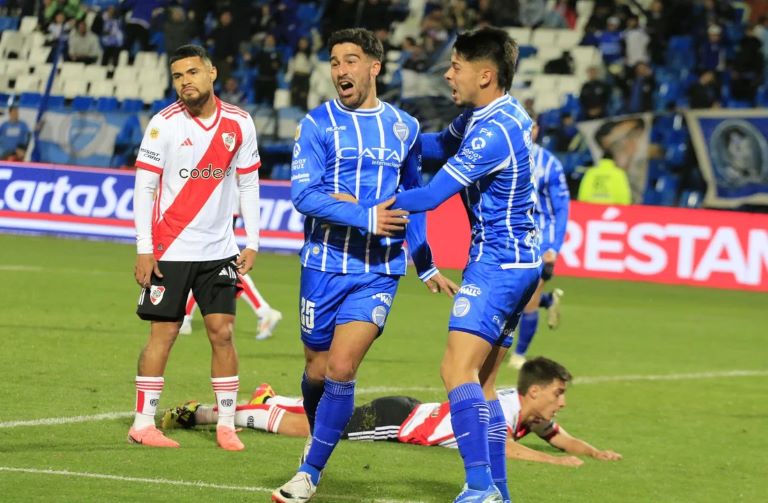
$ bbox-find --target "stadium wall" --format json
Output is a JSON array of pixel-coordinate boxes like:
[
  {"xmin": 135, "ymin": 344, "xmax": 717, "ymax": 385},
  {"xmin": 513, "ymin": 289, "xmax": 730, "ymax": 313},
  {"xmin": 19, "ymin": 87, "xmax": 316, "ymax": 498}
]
[{"xmin": 1, "ymin": 162, "xmax": 766, "ymax": 291}]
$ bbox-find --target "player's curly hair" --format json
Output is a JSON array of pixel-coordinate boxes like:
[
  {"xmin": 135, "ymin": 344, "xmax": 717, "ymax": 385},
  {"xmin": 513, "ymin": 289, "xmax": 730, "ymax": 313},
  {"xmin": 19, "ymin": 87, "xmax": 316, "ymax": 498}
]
[
  {"xmin": 517, "ymin": 357, "xmax": 572, "ymax": 394},
  {"xmin": 328, "ymin": 28, "xmax": 384, "ymax": 62},
  {"xmin": 453, "ymin": 27, "xmax": 518, "ymax": 92}
]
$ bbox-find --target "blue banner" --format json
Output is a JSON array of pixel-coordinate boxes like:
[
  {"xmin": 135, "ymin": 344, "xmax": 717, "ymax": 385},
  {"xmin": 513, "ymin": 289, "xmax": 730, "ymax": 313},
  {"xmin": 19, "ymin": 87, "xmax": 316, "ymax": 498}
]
[
  {"xmin": 685, "ymin": 109, "xmax": 768, "ymax": 208},
  {"xmin": 35, "ymin": 111, "xmax": 140, "ymax": 168},
  {"xmin": 0, "ymin": 162, "xmax": 304, "ymax": 251}
]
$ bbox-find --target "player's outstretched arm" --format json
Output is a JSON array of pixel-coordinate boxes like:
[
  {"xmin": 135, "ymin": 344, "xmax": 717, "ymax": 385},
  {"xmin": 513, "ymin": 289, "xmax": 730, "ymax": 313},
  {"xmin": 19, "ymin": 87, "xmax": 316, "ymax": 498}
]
[
  {"xmin": 505, "ymin": 437, "xmax": 583, "ymax": 467},
  {"xmin": 547, "ymin": 427, "xmax": 622, "ymax": 461}
]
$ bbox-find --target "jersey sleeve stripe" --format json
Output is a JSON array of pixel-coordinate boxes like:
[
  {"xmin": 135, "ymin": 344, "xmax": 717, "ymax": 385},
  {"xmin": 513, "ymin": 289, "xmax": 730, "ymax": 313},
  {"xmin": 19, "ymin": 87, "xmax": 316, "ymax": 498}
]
[
  {"xmin": 444, "ymin": 162, "xmax": 472, "ymax": 186},
  {"xmin": 135, "ymin": 161, "xmax": 162, "ymax": 174},
  {"xmin": 236, "ymin": 160, "xmax": 261, "ymax": 174}
]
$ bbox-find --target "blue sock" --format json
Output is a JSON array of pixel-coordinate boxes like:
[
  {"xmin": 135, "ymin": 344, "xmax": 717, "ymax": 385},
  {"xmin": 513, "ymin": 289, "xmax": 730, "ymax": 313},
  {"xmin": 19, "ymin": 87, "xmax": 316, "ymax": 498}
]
[
  {"xmin": 539, "ymin": 292, "xmax": 553, "ymax": 309},
  {"xmin": 301, "ymin": 377, "xmax": 355, "ymax": 484},
  {"xmin": 301, "ymin": 371, "xmax": 325, "ymax": 433},
  {"xmin": 448, "ymin": 382, "xmax": 492, "ymax": 490},
  {"xmin": 515, "ymin": 311, "xmax": 539, "ymax": 356},
  {"xmin": 487, "ymin": 399, "xmax": 510, "ymax": 501}
]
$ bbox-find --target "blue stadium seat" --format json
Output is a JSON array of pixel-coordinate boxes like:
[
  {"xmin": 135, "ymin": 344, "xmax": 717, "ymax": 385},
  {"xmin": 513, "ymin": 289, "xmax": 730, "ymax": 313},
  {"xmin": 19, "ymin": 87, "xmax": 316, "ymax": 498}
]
[
  {"xmin": 72, "ymin": 96, "xmax": 94, "ymax": 112},
  {"xmin": 679, "ymin": 190, "xmax": 703, "ymax": 208},
  {"xmin": 0, "ymin": 16, "xmax": 20, "ymax": 31},
  {"xmin": 653, "ymin": 174, "xmax": 680, "ymax": 206},
  {"xmin": 537, "ymin": 110, "xmax": 560, "ymax": 131},
  {"xmin": 151, "ymin": 97, "xmax": 175, "ymax": 114},
  {"xmin": 517, "ymin": 45, "xmax": 537, "ymax": 59},
  {"xmin": 0, "ymin": 92, "xmax": 11, "ymax": 108},
  {"xmin": 758, "ymin": 85, "xmax": 768, "ymax": 107},
  {"xmin": 96, "ymin": 96, "xmax": 119, "ymax": 112},
  {"xmin": 121, "ymin": 98, "xmax": 144, "ymax": 113},
  {"xmin": 43, "ymin": 95, "xmax": 66, "ymax": 109},
  {"xmin": 18, "ymin": 92, "xmax": 42, "ymax": 108}
]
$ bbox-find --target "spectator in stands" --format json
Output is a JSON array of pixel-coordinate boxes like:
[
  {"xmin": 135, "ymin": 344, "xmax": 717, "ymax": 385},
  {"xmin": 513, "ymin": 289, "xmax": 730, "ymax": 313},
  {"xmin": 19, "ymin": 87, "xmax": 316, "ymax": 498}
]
[
  {"xmin": 477, "ymin": 0, "xmax": 519, "ymax": 27},
  {"xmin": 401, "ymin": 36, "xmax": 428, "ymax": 72},
  {"xmin": 163, "ymin": 6, "xmax": 196, "ymax": 59},
  {"xmin": 252, "ymin": 33, "xmax": 282, "ymax": 106},
  {"xmin": 623, "ymin": 14, "xmax": 649, "ymax": 70},
  {"xmin": 729, "ymin": 24, "xmax": 765, "ymax": 105},
  {"xmin": 122, "ymin": 0, "xmax": 162, "ymax": 58},
  {"xmin": 447, "ymin": 0, "xmax": 479, "ymax": 31},
  {"xmin": 553, "ymin": 0, "xmax": 577, "ymax": 29},
  {"xmin": 206, "ymin": 10, "xmax": 242, "ymax": 84},
  {"xmin": 286, "ymin": 37, "xmax": 315, "ymax": 111},
  {"xmin": 60, "ymin": 0, "xmax": 85, "ymax": 22},
  {"xmin": 623, "ymin": 62, "xmax": 655, "ymax": 113},
  {"xmin": 420, "ymin": 4, "xmax": 450, "ymax": 57},
  {"xmin": 359, "ymin": 0, "xmax": 395, "ymax": 32},
  {"xmin": 93, "ymin": 5, "xmax": 124, "ymax": 67},
  {"xmin": 597, "ymin": 16, "xmax": 624, "ymax": 70},
  {"xmin": 579, "ymin": 65, "xmax": 612, "ymax": 119},
  {"xmin": 688, "ymin": 69, "xmax": 721, "ymax": 109},
  {"xmin": 644, "ymin": 0, "xmax": 668, "ymax": 66},
  {"xmin": 756, "ymin": 16, "xmax": 768, "ymax": 69},
  {"xmin": 45, "ymin": 10, "xmax": 70, "ymax": 45},
  {"xmin": 519, "ymin": 0, "xmax": 547, "ymax": 28},
  {"xmin": 0, "ymin": 106, "xmax": 30, "ymax": 158},
  {"xmin": 219, "ymin": 77, "xmax": 246, "ymax": 107},
  {"xmin": 698, "ymin": 24, "xmax": 726, "ymax": 74},
  {"xmin": 2, "ymin": 144, "xmax": 27, "ymax": 162},
  {"xmin": 68, "ymin": 19, "xmax": 101, "ymax": 64},
  {"xmin": 577, "ymin": 153, "xmax": 632, "ymax": 205}
]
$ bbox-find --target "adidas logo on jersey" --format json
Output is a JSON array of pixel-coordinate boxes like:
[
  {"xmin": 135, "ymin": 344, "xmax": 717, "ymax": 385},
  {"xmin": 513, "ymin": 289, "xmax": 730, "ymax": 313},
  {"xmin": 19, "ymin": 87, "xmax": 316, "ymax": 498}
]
[{"xmin": 180, "ymin": 138, "xmax": 193, "ymax": 147}]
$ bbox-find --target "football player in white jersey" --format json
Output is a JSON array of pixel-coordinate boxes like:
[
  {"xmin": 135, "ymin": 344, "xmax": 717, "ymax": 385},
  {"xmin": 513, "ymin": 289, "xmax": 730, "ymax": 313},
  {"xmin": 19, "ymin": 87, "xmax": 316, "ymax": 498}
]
[
  {"xmin": 130, "ymin": 45, "xmax": 262, "ymax": 451},
  {"xmin": 164, "ymin": 357, "xmax": 621, "ymax": 468}
]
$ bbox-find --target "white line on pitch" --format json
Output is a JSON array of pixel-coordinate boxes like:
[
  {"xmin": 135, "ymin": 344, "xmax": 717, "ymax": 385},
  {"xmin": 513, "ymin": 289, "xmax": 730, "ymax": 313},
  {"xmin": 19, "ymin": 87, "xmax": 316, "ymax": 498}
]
[
  {"xmin": 1, "ymin": 369, "xmax": 766, "ymax": 429},
  {"xmin": 0, "ymin": 467, "xmax": 422, "ymax": 503}
]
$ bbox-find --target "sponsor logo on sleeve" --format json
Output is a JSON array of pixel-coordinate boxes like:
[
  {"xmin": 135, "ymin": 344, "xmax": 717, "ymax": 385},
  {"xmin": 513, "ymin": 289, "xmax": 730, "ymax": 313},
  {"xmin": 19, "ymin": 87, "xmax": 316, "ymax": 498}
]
[
  {"xmin": 470, "ymin": 137, "xmax": 486, "ymax": 150},
  {"xmin": 139, "ymin": 147, "xmax": 161, "ymax": 162}
]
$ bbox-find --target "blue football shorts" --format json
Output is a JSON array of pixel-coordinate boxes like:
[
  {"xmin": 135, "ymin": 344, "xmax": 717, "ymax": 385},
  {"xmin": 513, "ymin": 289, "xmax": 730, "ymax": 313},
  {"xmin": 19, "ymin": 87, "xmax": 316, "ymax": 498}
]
[
  {"xmin": 299, "ymin": 267, "xmax": 399, "ymax": 351},
  {"xmin": 448, "ymin": 261, "xmax": 540, "ymax": 348}
]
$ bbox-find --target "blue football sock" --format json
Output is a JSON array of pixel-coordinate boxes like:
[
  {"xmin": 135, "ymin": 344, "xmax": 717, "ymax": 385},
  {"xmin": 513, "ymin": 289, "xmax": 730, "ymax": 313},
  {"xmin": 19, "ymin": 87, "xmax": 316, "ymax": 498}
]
[
  {"xmin": 301, "ymin": 371, "xmax": 325, "ymax": 433},
  {"xmin": 487, "ymin": 399, "xmax": 510, "ymax": 501},
  {"xmin": 515, "ymin": 311, "xmax": 539, "ymax": 356},
  {"xmin": 539, "ymin": 292, "xmax": 553, "ymax": 309},
  {"xmin": 448, "ymin": 382, "xmax": 492, "ymax": 490},
  {"xmin": 302, "ymin": 377, "xmax": 355, "ymax": 483}
]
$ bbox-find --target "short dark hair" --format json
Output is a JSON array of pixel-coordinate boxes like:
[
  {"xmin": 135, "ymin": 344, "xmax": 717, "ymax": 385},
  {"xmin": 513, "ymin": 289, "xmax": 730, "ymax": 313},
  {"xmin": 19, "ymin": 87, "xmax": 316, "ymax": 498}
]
[
  {"xmin": 453, "ymin": 26, "xmax": 518, "ymax": 91},
  {"xmin": 170, "ymin": 44, "xmax": 212, "ymax": 66},
  {"xmin": 328, "ymin": 28, "xmax": 384, "ymax": 61},
  {"xmin": 517, "ymin": 356, "xmax": 572, "ymax": 395}
]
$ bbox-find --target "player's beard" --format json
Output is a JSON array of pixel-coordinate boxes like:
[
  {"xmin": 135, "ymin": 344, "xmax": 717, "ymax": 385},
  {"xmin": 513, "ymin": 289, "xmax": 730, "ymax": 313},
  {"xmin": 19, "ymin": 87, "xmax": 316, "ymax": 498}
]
[
  {"xmin": 339, "ymin": 79, "xmax": 373, "ymax": 109},
  {"xmin": 180, "ymin": 88, "xmax": 212, "ymax": 110}
]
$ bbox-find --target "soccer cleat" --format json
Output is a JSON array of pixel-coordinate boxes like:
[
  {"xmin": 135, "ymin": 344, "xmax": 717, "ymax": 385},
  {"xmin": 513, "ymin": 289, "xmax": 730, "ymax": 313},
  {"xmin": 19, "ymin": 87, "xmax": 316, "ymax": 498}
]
[
  {"xmin": 216, "ymin": 425, "xmax": 245, "ymax": 451},
  {"xmin": 453, "ymin": 484, "xmax": 504, "ymax": 503},
  {"xmin": 271, "ymin": 471, "xmax": 317, "ymax": 503},
  {"xmin": 127, "ymin": 425, "xmax": 180, "ymax": 448},
  {"xmin": 179, "ymin": 316, "xmax": 193, "ymax": 335},
  {"xmin": 250, "ymin": 383, "xmax": 276, "ymax": 405},
  {"xmin": 507, "ymin": 353, "xmax": 526, "ymax": 370},
  {"xmin": 256, "ymin": 308, "xmax": 283, "ymax": 340},
  {"xmin": 161, "ymin": 400, "xmax": 200, "ymax": 429},
  {"xmin": 547, "ymin": 288, "xmax": 564, "ymax": 329}
]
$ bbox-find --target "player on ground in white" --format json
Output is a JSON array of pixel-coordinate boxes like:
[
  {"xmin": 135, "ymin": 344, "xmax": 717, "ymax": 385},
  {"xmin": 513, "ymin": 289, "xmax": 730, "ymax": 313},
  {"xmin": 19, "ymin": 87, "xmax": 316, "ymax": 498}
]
[
  {"xmin": 130, "ymin": 44, "xmax": 261, "ymax": 451},
  {"xmin": 164, "ymin": 358, "xmax": 621, "ymax": 466}
]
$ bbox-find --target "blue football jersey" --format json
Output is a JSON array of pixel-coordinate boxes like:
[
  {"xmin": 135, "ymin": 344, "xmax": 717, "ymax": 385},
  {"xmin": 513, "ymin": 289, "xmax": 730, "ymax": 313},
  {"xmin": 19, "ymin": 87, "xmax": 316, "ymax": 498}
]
[
  {"xmin": 397, "ymin": 95, "xmax": 540, "ymax": 268},
  {"xmin": 291, "ymin": 99, "xmax": 436, "ymax": 279},
  {"xmin": 531, "ymin": 144, "xmax": 570, "ymax": 253}
]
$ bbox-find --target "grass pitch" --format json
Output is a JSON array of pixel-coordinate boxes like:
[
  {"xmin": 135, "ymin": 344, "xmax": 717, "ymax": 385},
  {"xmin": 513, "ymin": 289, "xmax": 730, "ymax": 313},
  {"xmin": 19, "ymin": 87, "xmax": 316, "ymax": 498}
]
[{"xmin": 0, "ymin": 234, "xmax": 765, "ymax": 502}]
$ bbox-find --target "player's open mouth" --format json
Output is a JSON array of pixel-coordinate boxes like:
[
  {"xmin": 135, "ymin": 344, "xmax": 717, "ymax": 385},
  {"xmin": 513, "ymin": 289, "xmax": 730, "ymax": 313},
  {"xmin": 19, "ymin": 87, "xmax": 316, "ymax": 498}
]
[{"xmin": 338, "ymin": 80, "xmax": 354, "ymax": 97}]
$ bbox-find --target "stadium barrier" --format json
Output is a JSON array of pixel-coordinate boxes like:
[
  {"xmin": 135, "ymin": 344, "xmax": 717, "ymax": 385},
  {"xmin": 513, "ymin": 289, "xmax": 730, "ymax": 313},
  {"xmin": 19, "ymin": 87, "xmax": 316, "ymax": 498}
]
[{"xmin": 2, "ymin": 162, "xmax": 766, "ymax": 291}]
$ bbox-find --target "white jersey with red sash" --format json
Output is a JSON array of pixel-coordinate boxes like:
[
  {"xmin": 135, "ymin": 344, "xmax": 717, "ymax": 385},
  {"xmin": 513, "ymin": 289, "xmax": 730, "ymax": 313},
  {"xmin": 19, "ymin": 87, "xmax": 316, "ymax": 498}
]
[
  {"xmin": 397, "ymin": 387, "xmax": 559, "ymax": 448},
  {"xmin": 134, "ymin": 98, "xmax": 260, "ymax": 261}
]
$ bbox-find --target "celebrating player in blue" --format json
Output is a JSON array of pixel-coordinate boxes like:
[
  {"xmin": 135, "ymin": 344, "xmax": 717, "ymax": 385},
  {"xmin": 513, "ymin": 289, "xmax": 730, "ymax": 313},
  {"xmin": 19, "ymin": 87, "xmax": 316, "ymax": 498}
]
[
  {"xmin": 272, "ymin": 28, "xmax": 457, "ymax": 503},
  {"xmin": 509, "ymin": 132, "xmax": 571, "ymax": 370},
  {"xmin": 380, "ymin": 27, "xmax": 540, "ymax": 502}
]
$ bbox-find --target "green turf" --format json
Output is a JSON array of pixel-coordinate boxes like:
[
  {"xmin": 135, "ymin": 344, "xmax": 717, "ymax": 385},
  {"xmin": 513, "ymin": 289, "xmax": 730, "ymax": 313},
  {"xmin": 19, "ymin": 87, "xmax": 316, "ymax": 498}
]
[{"xmin": 0, "ymin": 234, "xmax": 766, "ymax": 502}]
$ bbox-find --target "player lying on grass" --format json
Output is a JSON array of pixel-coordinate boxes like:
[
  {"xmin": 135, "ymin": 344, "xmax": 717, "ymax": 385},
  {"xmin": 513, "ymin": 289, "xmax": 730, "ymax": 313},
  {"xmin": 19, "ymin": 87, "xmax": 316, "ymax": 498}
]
[{"xmin": 163, "ymin": 357, "xmax": 621, "ymax": 466}]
